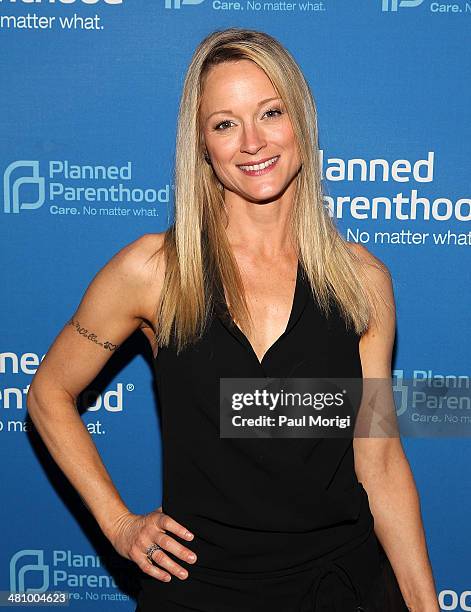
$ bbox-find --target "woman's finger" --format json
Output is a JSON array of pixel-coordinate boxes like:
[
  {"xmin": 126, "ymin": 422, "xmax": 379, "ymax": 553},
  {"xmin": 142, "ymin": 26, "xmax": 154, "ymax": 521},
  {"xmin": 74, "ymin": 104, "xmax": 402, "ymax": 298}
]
[
  {"xmin": 154, "ymin": 510, "xmax": 194, "ymax": 542},
  {"xmin": 150, "ymin": 530, "xmax": 197, "ymax": 570},
  {"xmin": 132, "ymin": 550, "xmax": 172, "ymax": 582},
  {"xmin": 144, "ymin": 538, "xmax": 192, "ymax": 580}
]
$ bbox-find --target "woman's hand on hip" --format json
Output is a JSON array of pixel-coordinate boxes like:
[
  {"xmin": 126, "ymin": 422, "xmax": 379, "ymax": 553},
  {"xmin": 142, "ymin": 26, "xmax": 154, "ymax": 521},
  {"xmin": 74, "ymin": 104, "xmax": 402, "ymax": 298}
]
[{"xmin": 108, "ymin": 506, "xmax": 197, "ymax": 582}]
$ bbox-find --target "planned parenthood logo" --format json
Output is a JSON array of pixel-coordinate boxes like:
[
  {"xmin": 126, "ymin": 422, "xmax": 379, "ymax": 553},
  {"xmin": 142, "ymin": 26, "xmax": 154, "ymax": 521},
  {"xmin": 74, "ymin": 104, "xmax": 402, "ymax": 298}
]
[
  {"xmin": 392, "ymin": 369, "xmax": 471, "ymax": 437},
  {"xmin": 8, "ymin": 548, "xmax": 131, "ymax": 602},
  {"xmin": 2, "ymin": 158, "xmax": 170, "ymax": 218},
  {"xmin": 381, "ymin": 0, "xmax": 424, "ymax": 10},
  {"xmin": 3, "ymin": 161, "xmax": 45, "ymax": 214},
  {"xmin": 10, "ymin": 550, "xmax": 49, "ymax": 593},
  {"xmin": 165, "ymin": 0, "xmax": 204, "ymax": 8},
  {"xmin": 392, "ymin": 369, "xmax": 409, "ymax": 417}
]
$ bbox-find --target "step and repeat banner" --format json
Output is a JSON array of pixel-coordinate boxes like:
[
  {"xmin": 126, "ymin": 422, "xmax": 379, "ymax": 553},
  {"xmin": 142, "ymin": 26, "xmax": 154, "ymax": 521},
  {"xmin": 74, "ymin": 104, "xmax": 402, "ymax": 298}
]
[{"xmin": 1, "ymin": 0, "xmax": 470, "ymax": 610}]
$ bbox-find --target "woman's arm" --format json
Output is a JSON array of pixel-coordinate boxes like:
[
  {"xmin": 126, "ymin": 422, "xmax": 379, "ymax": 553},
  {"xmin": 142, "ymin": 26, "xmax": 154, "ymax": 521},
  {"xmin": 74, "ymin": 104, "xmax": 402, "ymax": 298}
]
[
  {"xmin": 351, "ymin": 244, "xmax": 439, "ymax": 612},
  {"xmin": 27, "ymin": 232, "xmax": 199, "ymax": 582},
  {"xmin": 27, "ymin": 233, "xmax": 164, "ymax": 539}
]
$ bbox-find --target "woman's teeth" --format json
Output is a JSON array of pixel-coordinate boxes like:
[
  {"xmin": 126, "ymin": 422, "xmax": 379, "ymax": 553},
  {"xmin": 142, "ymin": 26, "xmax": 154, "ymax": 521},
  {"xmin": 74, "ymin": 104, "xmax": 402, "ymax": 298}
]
[{"xmin": 239, "ymin": 156, "xmax": 279, "ymax": 171}]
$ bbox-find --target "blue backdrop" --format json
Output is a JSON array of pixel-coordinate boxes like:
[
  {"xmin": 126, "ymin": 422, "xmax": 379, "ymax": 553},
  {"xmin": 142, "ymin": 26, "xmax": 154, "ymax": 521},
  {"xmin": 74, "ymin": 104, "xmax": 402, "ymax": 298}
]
[{"xmin": 1, "ymin": 0, "xmax": 470, "ymax": 610}]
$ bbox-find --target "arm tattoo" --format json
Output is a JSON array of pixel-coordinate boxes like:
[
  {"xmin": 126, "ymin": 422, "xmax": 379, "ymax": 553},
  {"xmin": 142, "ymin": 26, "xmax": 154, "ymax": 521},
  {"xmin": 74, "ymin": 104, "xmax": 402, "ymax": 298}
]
[{"xmin": 67, "ymin": 317, "xmax": 121, "ymax": 352}]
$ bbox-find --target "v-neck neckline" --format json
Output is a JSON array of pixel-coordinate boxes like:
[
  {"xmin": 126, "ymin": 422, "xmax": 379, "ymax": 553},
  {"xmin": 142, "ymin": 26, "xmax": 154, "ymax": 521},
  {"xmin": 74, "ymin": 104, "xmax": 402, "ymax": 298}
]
[{"xmin": 215, "ymin": 260, "xmax": 308, "ymax": 368}]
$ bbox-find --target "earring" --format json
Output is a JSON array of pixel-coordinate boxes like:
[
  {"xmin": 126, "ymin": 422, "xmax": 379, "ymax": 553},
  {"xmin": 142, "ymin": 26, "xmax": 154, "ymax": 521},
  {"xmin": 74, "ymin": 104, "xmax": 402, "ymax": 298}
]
[{"xmin": 204, "ymin": 150, "xmax": 211, "ymax": 163}]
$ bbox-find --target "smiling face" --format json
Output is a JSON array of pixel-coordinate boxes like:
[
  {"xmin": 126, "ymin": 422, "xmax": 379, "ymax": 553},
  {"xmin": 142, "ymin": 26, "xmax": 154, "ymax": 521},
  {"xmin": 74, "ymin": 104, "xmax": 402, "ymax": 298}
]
[{"xmin": 199, "ymin": 59, "xmax": 302, "ymax": 205}]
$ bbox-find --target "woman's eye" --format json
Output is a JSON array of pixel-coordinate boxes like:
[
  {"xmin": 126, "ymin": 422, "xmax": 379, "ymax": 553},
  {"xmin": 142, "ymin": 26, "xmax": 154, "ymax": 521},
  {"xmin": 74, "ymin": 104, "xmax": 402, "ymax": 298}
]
[
  {"xmin": 214, "ymin": 120, "xmax": 234, "ymax": 131},
  {"xmin": 264, "ymin": 108, "xmax": 283, "ymax": 118},
  {"xmin": 213, "ymin": 108, "xmax": 283, "ymax": 131}
]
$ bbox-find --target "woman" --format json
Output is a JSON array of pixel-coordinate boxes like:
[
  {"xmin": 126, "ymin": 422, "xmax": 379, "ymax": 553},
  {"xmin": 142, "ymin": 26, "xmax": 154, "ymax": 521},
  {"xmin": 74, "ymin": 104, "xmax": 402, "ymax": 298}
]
[{"xmin": 27, "ymin": 28, "xmax": 439, "ymax": 611}]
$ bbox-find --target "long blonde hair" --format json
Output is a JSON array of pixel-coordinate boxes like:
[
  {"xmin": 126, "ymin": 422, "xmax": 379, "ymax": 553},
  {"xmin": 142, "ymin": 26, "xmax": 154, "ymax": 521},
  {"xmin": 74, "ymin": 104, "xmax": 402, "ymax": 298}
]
[{"xmin": 152, "ymin": 27, "xmax": 379, "ymax": 354}]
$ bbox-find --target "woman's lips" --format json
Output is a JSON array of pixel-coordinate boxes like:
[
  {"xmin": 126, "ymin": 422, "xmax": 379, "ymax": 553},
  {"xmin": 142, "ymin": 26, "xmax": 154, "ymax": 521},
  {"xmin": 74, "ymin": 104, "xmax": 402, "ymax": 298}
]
[{"xmin": 237, "ymin": 155, "xmax": 280, "ymax": 176}]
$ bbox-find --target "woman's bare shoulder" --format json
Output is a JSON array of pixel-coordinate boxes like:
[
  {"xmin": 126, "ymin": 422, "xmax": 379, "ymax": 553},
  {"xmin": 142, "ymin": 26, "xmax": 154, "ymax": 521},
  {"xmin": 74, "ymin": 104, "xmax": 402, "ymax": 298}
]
[
  {"xmin": 117, "ymin": 231, "xmax": 166, "ymax": 259},
  {"xmin": 346, "ymin": 241, "xmax": 396, "ymax": 337},
  {"xmin": 345, "ymin": 241, "xmax": 392, "ymax": 284},
  {"xmin": 111, "ymin": 232, "xmax": 167, "ymax": 332}
]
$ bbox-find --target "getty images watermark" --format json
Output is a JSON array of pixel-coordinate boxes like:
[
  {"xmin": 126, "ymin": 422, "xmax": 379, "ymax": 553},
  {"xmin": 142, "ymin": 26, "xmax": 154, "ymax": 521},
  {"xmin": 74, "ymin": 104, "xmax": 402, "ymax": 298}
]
[{"xmin": 219, "ymin": 377, "xmax": 471, "ymax": 438}]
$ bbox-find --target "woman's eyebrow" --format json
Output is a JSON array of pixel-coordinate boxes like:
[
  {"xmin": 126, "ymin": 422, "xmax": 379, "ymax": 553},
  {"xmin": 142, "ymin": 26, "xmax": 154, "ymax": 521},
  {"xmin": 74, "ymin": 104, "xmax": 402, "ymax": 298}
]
[{"xmin": 206, "ymin": 97, "xmax": 282, "ymax": 121}]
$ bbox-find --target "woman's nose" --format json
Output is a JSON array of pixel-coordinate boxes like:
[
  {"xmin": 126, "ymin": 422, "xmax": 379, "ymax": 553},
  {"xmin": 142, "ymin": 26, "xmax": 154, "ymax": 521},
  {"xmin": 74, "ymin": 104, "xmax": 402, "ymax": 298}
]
[{"xmin": 240, "ymin": 123, "xmax": 266, "ymax": 154}]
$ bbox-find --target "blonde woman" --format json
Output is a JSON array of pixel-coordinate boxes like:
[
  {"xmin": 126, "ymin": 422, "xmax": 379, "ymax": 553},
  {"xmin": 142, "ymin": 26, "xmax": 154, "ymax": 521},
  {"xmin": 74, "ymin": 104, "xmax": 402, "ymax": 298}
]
[{"xmin": 27, "ymin": 28, "xmax": 439, "ymax": 611}]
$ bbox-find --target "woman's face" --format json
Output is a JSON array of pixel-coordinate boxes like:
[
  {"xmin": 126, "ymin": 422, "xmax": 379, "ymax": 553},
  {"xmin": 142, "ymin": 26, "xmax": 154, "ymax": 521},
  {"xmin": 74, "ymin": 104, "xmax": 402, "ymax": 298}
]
[{"xmin": 200, "ymin": 60, "xmax": 301, "ymax": 204}]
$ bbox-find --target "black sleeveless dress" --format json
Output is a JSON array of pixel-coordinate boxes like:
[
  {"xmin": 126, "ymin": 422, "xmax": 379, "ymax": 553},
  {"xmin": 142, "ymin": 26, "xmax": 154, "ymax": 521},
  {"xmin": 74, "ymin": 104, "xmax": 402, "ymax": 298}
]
[{"xmin": 135, "ymin": 261, "xmax": 407, "ymax": 611}]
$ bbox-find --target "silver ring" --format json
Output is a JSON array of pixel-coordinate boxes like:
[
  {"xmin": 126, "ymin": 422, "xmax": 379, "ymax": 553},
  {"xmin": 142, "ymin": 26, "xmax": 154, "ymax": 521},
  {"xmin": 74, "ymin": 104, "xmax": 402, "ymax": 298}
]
[{"xmin": 145, "ymin": 543, "xmax": 162, "ymax": 564}]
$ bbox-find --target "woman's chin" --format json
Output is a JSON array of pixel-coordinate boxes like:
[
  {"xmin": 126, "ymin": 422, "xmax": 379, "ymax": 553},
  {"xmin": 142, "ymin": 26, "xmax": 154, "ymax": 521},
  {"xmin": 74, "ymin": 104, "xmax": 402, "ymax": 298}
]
[{"xmin": 236, "ymin": 184, "xmax": 287, "ymax": 204}]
